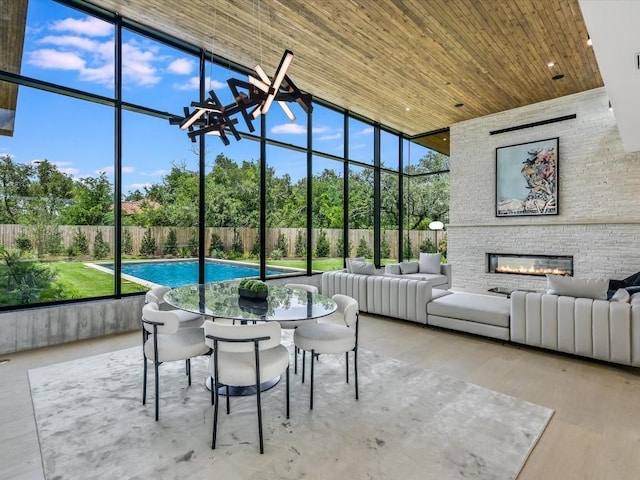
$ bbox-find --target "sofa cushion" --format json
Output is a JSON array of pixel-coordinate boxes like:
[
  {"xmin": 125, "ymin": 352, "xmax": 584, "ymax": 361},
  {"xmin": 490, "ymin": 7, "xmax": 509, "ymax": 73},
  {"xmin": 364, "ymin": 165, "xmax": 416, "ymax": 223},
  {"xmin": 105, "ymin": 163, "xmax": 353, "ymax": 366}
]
[
  {"xmin": 419, "ymin": 253, "xmax": 441, "ymax": 274},
  {"xmin": 427, "ymin": 293, "xmax": 510, "ymax": 328},
  {"xmin": 385, "ymin": 263, "xmax": 401, "ymax": 275},
  {"xmin": 400, "ymin": 261, "xmax": 419, "ymax": 274},
  {"xmin": 350, "ymin": 260, "xmax": 377, "ymax": 275},
  {"xmin": 394, "ymin": 272, "xmax": 448, "ymax": 287},
  {"xmin": 546, "ymin": 274, "xmax": 608, "ymax": 300},
  {"xmin": 345, "ymin": 257, "xmax": 366, "ymax": 273}
]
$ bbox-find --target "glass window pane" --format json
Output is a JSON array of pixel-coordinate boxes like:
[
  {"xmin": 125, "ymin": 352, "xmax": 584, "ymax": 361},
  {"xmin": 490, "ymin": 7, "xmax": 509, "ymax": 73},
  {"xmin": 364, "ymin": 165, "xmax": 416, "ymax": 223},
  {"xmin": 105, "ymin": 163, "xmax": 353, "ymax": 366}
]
[
  {"xmin": 266, "ymin": 145, "xmax": 306, "ymax": 277},
  {"xmin": 349, "ymin": 164, "xmax": 374, "ymax": 261},
  {"xmin": 312, "ymin": 103, "xmax": 343, "ymax": 157},
  {"xmin": 381, "ymin": 172, "xmax": 399, "ymax": 263},
  {"xmin": 312, "ymin": 156, "xmax": 343, "ymax": 271},
  {"xmin": 21, "ymin": 0, "xmax": 115, "ymax": 97},
  {"xmin": 381, "ymin": 130, "xmax": 399, "ymax": 171},
  {"xmin": 0, "ymin": 82, "xmax": 120, "ymax": 306},
  {"xmin": 121, "ymin": 110, "xmax": 199, "ymax": 287},
  {"xmin": 348, "ymin": 117, "xmax": 373, "ymax": 165}
]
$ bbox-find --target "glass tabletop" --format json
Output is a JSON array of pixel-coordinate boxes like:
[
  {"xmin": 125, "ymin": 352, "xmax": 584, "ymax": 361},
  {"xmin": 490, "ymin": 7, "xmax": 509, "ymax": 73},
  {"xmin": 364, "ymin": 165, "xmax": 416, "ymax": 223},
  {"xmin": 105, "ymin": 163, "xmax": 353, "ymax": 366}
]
[{"xmin": 164, "ymin": 281, "xmax": 337, "ymax": 322}]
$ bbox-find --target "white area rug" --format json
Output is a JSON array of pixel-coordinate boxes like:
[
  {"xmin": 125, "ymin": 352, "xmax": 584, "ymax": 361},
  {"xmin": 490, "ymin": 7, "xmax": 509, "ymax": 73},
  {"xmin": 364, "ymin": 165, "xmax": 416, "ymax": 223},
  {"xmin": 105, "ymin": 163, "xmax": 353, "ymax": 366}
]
[{"xmin": 29, "ymin": 342, "xmax": 553, "ymax": 480}]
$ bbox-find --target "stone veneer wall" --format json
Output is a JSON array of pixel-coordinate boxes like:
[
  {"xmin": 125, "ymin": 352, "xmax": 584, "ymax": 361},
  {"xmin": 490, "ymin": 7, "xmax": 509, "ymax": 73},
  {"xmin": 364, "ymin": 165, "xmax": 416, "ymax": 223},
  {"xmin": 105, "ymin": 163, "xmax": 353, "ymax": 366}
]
[{"xmin": 448, "ymin": 87, "xmax": 640, "ymax": 292}]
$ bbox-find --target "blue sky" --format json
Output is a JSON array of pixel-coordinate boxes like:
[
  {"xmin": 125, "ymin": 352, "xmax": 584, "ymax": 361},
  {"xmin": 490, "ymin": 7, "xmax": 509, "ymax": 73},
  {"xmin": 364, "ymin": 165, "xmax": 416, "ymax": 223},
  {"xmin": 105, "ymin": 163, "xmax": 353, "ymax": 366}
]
[{"xmin": 1, "ymin": 0, "xmax": 417, "ymax": 195}]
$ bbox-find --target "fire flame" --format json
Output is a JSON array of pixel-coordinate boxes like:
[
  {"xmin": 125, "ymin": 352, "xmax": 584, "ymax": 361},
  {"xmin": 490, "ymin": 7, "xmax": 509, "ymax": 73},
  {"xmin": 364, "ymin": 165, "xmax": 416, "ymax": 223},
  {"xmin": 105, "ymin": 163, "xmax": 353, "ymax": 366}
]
[{"xmin": 495, "ymin": 266, "xmax": 569, "ymax": 275}]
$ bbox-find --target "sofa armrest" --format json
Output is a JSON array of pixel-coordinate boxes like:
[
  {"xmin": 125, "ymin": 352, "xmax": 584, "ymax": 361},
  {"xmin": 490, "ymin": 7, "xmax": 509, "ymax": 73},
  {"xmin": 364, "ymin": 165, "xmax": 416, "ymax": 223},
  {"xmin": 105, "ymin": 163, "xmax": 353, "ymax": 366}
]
[{"xmin": 439, "ymin": 263, "xmax": 452, "ymax": 289}]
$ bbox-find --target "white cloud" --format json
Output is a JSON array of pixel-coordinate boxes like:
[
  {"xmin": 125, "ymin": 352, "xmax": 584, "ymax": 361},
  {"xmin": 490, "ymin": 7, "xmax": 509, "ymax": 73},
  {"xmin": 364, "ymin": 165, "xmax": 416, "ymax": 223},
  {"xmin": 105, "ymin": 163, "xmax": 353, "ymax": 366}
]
[
  {"xmin": 51, "ymin": 17, "xmax": 113, "ymax": 37},
  {"xmin": 141, "ymin": 169, "xmax": 169, "ymax": 177},
  {"xmin": 28, "ymin": 49, "xmax": 86, "ymax": 70},
  {"xmin": 168, "ymin": 58, "xmax": 195, "ymax": 75},
  {"xmin": 97, "ymin": 166, "xmax": 134, "ymax": 175},
  {"xmin": 357, "ymin": 127, "xmax": 374, "ymax": 135},
  {"xmin": 129, "ymin": 183, "xmax": 151, "ymax": 190},
  {"xmin": 39, "ymin": 35, "xmax": 99, "ymax": 51},
  {"xmin": 122, "ymin": 41, "xmax": 160, "ymax": 86},
  {"xmin": 271, "ymin": 123, "xmax": 307, "ymax": 134},
  {"xmin": 173, "ymin": 76, "xmax": 225, "ymax": 91},
  {"xmin": 317, "ymin": 132, "xmax": 342, "ymax": 141},
  {"xmin": 58, "ymin": 167, "xmax": 81, "ymax": 177}
]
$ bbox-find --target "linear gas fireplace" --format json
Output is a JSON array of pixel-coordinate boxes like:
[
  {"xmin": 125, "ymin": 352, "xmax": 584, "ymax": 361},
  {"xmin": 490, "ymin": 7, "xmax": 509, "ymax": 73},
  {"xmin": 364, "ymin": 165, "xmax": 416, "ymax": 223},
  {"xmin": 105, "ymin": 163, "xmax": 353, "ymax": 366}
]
[{"xmin": 487, "ymin": 253, "xmax": 573, "ymax": 276}]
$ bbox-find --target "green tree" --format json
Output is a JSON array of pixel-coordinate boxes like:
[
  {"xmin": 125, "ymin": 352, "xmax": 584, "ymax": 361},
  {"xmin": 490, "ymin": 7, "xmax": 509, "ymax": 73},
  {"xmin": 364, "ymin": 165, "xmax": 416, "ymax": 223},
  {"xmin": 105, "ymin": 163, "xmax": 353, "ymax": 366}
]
[
  {"xmin": 275, "ymin": 231, "xmax": 288, "ymax": 258},
  {"xmin": 71, "ymin": 228, "xmax": 89, "ymax": 256},
  {"xmin": 122, "ymin": 229, "xmax": 133, "ymax": 255},
  {"xmin": 208, "ymin": 232, "xmax": 225, "ymax": 258},
  {"xmin": 139, "ymin": 229, "xmax": 157, "ymax": 256},
  {"xmin": 0, "ymin": 155, "xmax": 33, "ymax": 223},
  {"xmin": 0, "ymin": 246, "xmax": 59, "ymax": 304},
  {"xmin": 230, "ymin": 228, "xmax": 244, "ymax": 257},
  {"xmin": 187, "ymin": 230, "xmax": 198, "ymax": 257},
  {"xmin": 336, "ymin": 237, "xmax": 351, "ymax": 257},
  {"xmin": 163, "ymin": 228, "xmax": 178, "ymax": 255},
  {"xmin": 294, "ymin": 229, "xmax": 306, "ymax": 257},
  {"xmin": 92, "ymin": 230, "xmax": 110, "ymax": 259},
  {"xmin": 315, "ymin": 229, "xmax": 330, "ymax": 257},
  {"xmin": 356, "ymin": 237, "xmax": 372, "ymax": 258},
  {"xmin": 380, "ymin": 234, "xmax": 391, "ymax": 259}
]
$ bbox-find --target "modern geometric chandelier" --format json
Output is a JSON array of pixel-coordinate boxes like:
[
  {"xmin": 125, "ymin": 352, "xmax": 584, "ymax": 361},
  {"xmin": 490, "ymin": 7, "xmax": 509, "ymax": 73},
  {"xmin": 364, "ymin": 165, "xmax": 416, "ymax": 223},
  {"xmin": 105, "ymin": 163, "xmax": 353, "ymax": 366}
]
[{"xmin": 170, "ymin": 49, "xmax": 312, "ymax": 145}]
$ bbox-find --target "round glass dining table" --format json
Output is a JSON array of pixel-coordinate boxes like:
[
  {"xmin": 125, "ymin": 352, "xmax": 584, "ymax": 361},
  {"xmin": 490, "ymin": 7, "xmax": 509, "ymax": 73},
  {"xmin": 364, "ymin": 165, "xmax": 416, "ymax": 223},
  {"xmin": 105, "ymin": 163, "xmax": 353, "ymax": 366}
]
[
  {"xmin": 164, "ymin": 281, "xmax": 337, "ymax": 323},
  {"xmin": 164, "ymin": 281, "xmax": 337, "ymax": 396}
]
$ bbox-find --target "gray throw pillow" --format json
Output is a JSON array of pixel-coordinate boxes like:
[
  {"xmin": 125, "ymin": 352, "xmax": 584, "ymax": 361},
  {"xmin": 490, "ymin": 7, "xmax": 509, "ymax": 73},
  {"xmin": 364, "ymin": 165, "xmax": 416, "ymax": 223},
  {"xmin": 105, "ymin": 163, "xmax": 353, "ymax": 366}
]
[
  {"xmin": 400, "ymin": 261, "xmax": 419, "ymax": 274},
  {"xmin": 345, "ymin": 257, "xmax": 366, "ymax": 273},
  {"xmin": 419, "ymin": 252, "xmax": 441, "ymax": 274},
  {"xmin": 611, "ymin": 288, "xmax": 631, "ymax": 303},
  {"xmin": 546, "ymin": 274, "xmax": 608, "ymax": 300},
  {"xmin": 350, "ymin": 260, "xmax": 377, "ymax": 275},
  {"xmin": 385, "ymin": 264, "xmax": 402, "ymax": 275}
]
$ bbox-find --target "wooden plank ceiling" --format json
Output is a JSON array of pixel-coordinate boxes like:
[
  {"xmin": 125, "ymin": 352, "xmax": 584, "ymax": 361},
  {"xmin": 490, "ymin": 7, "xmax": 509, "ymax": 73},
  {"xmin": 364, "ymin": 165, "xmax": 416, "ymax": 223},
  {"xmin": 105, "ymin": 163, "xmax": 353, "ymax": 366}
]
[{"xmin": 42, "ymin": 0, "xmax": 606, "ymax": 153}]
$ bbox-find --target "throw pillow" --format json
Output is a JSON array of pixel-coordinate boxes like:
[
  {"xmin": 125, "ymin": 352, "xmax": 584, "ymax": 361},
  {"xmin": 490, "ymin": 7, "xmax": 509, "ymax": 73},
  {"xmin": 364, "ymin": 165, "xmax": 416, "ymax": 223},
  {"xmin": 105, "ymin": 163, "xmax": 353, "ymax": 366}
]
[
  {"xmin": 345, "ymin": 257, "xmax": 366, "ymax": 273},
  {"xmin": 350, "ymin": 260, "xmax": 377, "ymax": 276},
  {"xmin": 385, "ymin": 264, "xmax": 401, "ymax": 275},
  {"xmin": 546, "ymin": 274, "xmax": 608, "ymax": 300},
  {"xmin": 400, "ymin": 261, "xmax": 419, "ymax": 274},
  {"xmin": 611, "ymin": 288, "xmax": 631, "ymax": 303},
  {"xmin": 418, "ymin": 252, "xmax": 441, "ymax": 274}
]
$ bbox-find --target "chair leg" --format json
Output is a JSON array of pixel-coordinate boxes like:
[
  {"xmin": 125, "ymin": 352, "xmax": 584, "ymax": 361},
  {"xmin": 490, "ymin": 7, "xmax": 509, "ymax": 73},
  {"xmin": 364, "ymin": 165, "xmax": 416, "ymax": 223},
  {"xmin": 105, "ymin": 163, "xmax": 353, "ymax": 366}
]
[
  {"xmin": 302, "ymin": 350, "xmax": 306, "ymax": 383},
  {"xmin": 256, "ymin": 380, "xmax": 264, "ymax": 454},
  {"xmin": 286, "ymin": 365, "xmax": 290, "ymax": 418},
  {"xmin": 154, "ymin": 360, "xmax": 160, "ymax": 421},
  {"xmin": 345, "ymin": 351, "xmax": 349, "ymax": 384},
  {"xmin": 226, "ymin": 385, "xmax": 230, "ymax": 414},
  {"xmin": 212, "ymin": 376, "xmax": 219, "ymax": 449},
  {"xmin": 354, "ymin": 348, "xmax": 359, "ymax": 400},
  {"xmin": 142, "ymin": 355, "xmax": 147, "ymax": 405},
  {"xmin": 294, "ymin": 346, "xmax": 298, "ymax": 374},
  {"xmin": 187, "ymin": 359, "xmax": 192, "ymax": 386},
  {"xmin": 310, "ymin": 349, "xmax": 315, "ymax": 410}
]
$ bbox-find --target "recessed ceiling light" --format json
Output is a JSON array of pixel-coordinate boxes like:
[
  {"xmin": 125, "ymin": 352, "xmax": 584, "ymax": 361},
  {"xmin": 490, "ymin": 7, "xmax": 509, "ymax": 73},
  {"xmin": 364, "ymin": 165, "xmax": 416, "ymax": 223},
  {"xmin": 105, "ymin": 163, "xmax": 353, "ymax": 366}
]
[
  {"xmin": 587, "ymin": 36, "xmax": 593, "ymax": 46},
  {"xmin": 547, "ymin": 62, "xmax": 556, "ymax": 68},
  {"xmin": 443, "ymin": 138, "xmax": 448, "ymax": 141},
  {"xmin": 552, "ymin": 74, "xmax": 565, "ymax": 80},
  {"xmin": 405, "ymin": 107, "xmax": 410, "ymax": 111},
  {"xmin": 454, "ymin": 103, "xmax": 464, "ymax": 108}
]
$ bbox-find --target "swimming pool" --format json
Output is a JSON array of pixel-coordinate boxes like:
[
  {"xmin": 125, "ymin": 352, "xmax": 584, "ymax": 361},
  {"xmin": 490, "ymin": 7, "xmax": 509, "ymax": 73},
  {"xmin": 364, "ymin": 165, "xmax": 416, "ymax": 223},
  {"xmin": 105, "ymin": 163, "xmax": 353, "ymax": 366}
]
[{"xmin": 106, "ymin": 260, "xmax": 285, "ymax": 288}]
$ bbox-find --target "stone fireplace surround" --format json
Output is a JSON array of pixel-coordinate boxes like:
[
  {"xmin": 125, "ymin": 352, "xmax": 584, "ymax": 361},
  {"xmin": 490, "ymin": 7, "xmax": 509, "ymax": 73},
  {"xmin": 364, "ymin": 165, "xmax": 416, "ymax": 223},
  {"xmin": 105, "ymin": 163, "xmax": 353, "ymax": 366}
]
[{"xmin": 447, "ymin": 88, "xmax": 640, "ymax": 293}]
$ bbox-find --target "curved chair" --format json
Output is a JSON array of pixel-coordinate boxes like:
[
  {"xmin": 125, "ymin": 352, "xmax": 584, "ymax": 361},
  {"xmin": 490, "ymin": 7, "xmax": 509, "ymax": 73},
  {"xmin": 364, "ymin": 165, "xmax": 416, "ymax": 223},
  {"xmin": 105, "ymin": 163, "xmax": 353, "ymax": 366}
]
[
  {"xmin": 203, "ymin": 320, "xmax": 289, "ymax": 454},
  {"xmin": 145, "ymin": 285, "xmax": 203, "ymax": 327},
  {"xmin": 283, "ymin": 283, "xmax": 319, "ymax": 373},
  {"xmin": 142, "ymin": 302, "xmax": 210, "ymax": 421},
  {"xmin": 293, "ymin": 294, "xmax": 359, "ymax": 409}
]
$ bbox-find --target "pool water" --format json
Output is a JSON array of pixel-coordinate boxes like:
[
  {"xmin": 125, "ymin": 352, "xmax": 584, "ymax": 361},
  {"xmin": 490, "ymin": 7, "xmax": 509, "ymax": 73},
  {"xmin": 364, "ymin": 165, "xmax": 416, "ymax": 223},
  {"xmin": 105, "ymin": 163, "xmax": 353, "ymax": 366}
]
[{"xmin": 113, "ymin": 260, "xmax": 282, "ymax": 288}]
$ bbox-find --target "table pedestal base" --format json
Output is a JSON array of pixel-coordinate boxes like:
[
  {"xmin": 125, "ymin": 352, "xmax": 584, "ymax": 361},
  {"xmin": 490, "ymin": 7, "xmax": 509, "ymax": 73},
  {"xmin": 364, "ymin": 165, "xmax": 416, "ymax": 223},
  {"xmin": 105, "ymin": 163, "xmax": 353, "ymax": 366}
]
[{"xmin": 205, "ymin": 376, "xmax": 280, "ymax": 396}]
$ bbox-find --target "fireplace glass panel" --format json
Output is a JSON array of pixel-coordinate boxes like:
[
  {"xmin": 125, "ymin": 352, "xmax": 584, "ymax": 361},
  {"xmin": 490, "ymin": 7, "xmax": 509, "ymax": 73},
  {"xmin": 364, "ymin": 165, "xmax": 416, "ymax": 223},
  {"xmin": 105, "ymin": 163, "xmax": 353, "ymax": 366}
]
[{"xmin": 487, "ymin": 253, "xmax": 573, "ymax": 276}]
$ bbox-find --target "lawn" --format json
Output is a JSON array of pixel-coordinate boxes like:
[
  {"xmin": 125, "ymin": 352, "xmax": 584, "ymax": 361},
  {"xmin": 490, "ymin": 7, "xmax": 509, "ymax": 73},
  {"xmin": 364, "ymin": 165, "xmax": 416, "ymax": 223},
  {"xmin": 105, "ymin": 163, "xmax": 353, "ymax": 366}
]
[{"xmin": 53, "ymin": 262, "xmax": 148, "ymax": 297}]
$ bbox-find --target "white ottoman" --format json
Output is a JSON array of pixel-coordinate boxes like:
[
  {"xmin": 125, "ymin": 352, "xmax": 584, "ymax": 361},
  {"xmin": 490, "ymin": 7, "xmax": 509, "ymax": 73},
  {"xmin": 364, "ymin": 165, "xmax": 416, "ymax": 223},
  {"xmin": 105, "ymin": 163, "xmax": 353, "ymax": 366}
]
[{"xmin": 427, "ymin": 292, "xmax": 511, "ymax": 340}]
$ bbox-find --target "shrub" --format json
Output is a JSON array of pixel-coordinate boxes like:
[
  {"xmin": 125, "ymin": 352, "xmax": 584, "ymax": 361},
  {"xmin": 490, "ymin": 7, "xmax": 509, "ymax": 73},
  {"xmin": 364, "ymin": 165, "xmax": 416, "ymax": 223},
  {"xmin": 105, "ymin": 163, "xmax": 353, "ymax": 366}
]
[
  {"xmin": 139, "ymin": 228, "xmax": 157, "ymax": 256},
  {"xmin": 209, "ymin": 233, "xmax": 224, "ymax": 256},
  {"xmin": 336, "ymin": 237, "xmax": 351, "ymax": 257},
  {"xmin": 46, "ymin": 228, "xmax": 64, "ymax": 255},
  {"xmin": 72, "ymin": 229, "xmax": 90, "ymax": 256},
  {"xmin": 238, "ymin": 278, "xmax": 269, "ymax": 292},
  {"xmin": 315, "ymin": 229, "xmax": 330, "ymax": 257},
  {"xmin": 403, "ymin": 236, "xmax": 413, "ymax": 260},
  {"xmin": 438, "ymin": 235, "xmax": 447, "ymax": 258},
  {"xmin": 122, "ymin": 229, "xmax": 133, "ymax": 255},
  {"xmin": 275, "ymin": 231, "xmax": 288, "ymax": 258},
  {"xmin": 188, "ymin": 231, "xmax": 198, "ymax": 257},
  {"xmin": 178, "ymin": 246, "xmax": 191, "ymax": 258},
  {"xmin": 0, "ymin": 246, "xmax": 57, "ymax": 304},
  {"xmin": 419, "ymin": 237, "xmax": 436, "ymax": 253},
  {"xmin": 230, "ymin": 229, "xmax": 244, "ymax": 256},
  {"xmin": 250, "ymin": 233, "xmax": 260, "ymax": 258},
  {"xmin": 92, "ymin": 230, "xmax": 110, "ymax": 260},
  {"xmin": 15, "ymin": 235, "xmax": 32, "ymax": 253},
  {"xmin": 356, "ymin": 237, "xmax": 372, "ymax": 258},
  {"xmin": 294, "ymin": 229, "xmax": 306, "ymax": 257},
  {"xmin": 380, "ymin": 234, "xmax": 391, "ymax": 259},
  {"xmin": 163, "ymin": 228, "xmax": 178, "ymax": 256},
  {"xmin": 270, "ymin": 248, "xmax": 284, "ymax": 260}
]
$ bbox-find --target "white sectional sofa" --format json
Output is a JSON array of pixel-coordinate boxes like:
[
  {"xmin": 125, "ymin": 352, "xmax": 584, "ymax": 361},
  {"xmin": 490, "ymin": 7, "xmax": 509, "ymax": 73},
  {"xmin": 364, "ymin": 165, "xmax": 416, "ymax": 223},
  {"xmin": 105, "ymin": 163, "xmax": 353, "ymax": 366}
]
[{"xmin": 511, "ymin": 291, "xmax": 640, "ymax": 367}]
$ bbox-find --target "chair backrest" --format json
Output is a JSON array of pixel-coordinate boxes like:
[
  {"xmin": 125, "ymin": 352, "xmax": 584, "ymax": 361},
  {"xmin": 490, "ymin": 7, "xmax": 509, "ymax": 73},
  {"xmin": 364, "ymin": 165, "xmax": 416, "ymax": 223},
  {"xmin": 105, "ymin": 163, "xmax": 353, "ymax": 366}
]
[
  {"xmin": 145, "ymin": 286, "xmax": 171, "ymax": 305},
  {"xmin": 332, "ymin": 294, "xmax": 359, "ymax": 328},
  {"xmin": 285, "ymin": 283, "xmax": 319, "ymax": 294},
  {"xmin": 142, "ymin": 302, "xmax": 180, "ymax": 334},
  {"xmin": 203, "ymin": 320, "xmax": 281, "ymax": 353}
]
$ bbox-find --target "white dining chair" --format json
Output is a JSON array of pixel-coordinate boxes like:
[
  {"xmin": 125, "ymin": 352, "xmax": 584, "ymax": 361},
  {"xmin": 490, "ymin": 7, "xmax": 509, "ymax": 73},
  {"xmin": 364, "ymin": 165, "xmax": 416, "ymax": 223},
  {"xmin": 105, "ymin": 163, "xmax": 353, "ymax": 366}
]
[
  {"xmin": 293, "ymin": 294, "xmax": 359, "ymax": 409},
  {"xmin": 142, "ymin": 302, "xmax": 210, "ymax": 421},
  {"xmin": 282, "ymin": 283, "xmax": 319, "ymax": 373},
  {"xmin": 203, "ymin": 320, "xmax": 289, "ymax": 454}
]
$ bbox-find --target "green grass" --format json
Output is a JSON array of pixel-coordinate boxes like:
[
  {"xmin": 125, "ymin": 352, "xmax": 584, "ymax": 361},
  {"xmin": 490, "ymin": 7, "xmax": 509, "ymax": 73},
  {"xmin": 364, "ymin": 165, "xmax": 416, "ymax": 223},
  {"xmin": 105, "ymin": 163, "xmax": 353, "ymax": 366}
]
[{"xmin": 52, "ymin": 262, "xmax": 147, "ymax": 297}]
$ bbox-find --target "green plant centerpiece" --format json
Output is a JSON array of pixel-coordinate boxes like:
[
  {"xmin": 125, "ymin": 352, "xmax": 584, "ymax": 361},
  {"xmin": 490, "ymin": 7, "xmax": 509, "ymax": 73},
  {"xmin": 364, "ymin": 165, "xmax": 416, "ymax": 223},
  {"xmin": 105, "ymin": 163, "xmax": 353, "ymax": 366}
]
[{"xmin": 237, "ymin": 278, "xmax": 269, "ymax": 300}]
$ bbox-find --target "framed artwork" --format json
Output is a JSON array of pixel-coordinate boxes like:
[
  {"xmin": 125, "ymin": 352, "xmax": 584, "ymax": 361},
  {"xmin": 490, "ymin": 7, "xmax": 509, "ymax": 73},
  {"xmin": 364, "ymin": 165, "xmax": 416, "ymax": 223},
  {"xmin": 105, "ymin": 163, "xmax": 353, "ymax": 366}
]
[{"xmin": 495, "ymin": 137, "xmax": 559, "ymax": 216}]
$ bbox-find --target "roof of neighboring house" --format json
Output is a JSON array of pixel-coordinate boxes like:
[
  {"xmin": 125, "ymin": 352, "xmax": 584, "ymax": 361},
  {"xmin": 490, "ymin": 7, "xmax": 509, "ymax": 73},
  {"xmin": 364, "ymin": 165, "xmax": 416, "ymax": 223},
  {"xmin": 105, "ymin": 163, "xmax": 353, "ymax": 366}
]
[{"xmin": 121, "ymin": 200, "xmax": 160, "ymax": 215}]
